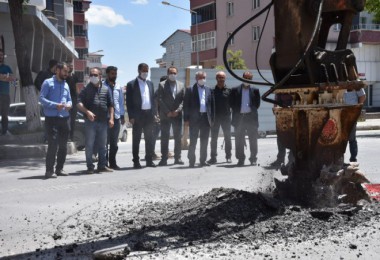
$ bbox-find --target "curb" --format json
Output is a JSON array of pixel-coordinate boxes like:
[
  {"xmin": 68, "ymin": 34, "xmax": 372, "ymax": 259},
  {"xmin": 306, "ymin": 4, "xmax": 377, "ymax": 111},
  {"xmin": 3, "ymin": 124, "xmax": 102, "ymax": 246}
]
[{"xmin": 0, "ymin": 142, "xmax": 77, "ymax": 160}]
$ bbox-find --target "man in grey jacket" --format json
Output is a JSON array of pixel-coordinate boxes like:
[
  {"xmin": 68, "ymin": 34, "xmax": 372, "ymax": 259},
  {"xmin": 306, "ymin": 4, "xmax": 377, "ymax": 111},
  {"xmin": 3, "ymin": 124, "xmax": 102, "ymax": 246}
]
[{"xmin": 156, "ymin": 66, "xmax": 185, "ymax": 166}]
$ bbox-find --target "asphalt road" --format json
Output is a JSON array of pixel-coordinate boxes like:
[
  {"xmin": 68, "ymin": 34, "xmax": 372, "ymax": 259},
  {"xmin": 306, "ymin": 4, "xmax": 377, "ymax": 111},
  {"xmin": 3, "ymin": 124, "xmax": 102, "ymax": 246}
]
[{"xmin": 0, "ymin": 133, "xmax": 379, "ymax": 258}]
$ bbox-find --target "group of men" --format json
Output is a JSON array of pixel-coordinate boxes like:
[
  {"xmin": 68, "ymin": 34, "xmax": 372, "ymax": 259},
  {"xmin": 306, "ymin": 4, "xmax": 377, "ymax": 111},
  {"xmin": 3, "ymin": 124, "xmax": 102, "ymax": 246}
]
[
  {"xmin": 127, "ymin": 64, "xmax": 261, "ymax": 169},
  {"xmin": 1, "ymin": 53, "xmax": 365, "ymax": 177},
  {"xmin": 38, "ymin": 62, "xmax": 123, "ymax": 178}
]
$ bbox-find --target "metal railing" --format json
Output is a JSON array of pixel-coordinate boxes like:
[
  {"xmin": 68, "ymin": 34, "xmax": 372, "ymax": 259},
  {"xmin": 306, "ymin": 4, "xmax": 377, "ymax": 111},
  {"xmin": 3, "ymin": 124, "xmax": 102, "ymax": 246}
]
[{"xmin": 352, "ymin": 23, "xmax": 380, "ymax": 30}]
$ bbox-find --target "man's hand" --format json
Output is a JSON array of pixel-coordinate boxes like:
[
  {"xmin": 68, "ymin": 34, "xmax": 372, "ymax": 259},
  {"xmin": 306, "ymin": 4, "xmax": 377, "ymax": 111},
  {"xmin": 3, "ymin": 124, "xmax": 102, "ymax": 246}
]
[
  {"xmin": 109, "ymin": 119, "xmax": 114, "ymax": 128},
  {"xmin": 57, "ymin": 103, "xmax": 65, "ymax": 111},
  {"xmin": 65, "ymin": 104, "xmax": 72, "ymax": 111},
  {"xmin": 172, "ymin": 111, "xmax": 179, "ymax": 117},
  {"xmin": 86, "ymin": 110, "xmax": 96, "ymax": 122},
  {"xmin": 184, "ymin": 121, "xmax": 189, "ymax": 127},
  {"xmin": 121, "ymin": 117, "xmax": 125, "ymax": 125},
  {"xmin": 129, "ymin": 118, "xmax": 135, "ymax": 125}
]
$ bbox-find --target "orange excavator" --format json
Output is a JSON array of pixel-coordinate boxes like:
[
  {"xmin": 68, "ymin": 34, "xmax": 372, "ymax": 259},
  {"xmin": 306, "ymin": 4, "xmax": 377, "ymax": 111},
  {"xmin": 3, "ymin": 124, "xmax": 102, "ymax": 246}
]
[{"xmin": 224, "ymin": 0, "xmax": 372, "ymax": 205}]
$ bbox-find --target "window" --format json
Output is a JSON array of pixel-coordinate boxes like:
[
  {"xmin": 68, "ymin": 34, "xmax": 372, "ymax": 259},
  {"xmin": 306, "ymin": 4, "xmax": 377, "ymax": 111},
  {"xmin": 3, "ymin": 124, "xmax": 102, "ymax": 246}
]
[
  {"xmin": 168, "ymin": 44, "xmax": 174, "ymax": 53},
  {"xmin": 191, "ymin": 3, "xmax": 216, "ymax": 25},
  {"xmin": 253, "ymin": 0, "xmax": 260, "ymax": 9},
  {"xmin": 227, "ymin": 32, "xmax": 234, "ymax": 45},
  {"xmin": 74, "ymin": 25, "xmax": 87, "ymax": 37},
  {"xmin": 192, "ymin": 31, "xmax": 216, "ymax": 52},
  {"xmin": 227, "ymin": 2, "xmax": 234, "ymax": 17},
  {"xmin": 180, "ymin": 42, "xmax": 185, "ymax": 52},
  {"xmin": 252, "ymin": 26, "xmax": 261, "ymax": 41},
  {"xmin": 333, "ymin": 23, "xmax": 341, "ymax": 31}
]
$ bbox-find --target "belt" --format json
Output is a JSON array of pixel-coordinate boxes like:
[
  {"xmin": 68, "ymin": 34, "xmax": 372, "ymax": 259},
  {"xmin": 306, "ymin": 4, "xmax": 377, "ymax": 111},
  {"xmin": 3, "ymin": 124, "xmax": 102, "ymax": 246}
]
[
  {"xmin": 199, "ymin": 112, "xmax": 207, "ymax": 115},
  {"xmin": 240, "ymin": 112, "xmax": 252, "ymax": 116},
  {"xmin": 141, "ymin": 109, "xmax": 152, "ymax": 112}
]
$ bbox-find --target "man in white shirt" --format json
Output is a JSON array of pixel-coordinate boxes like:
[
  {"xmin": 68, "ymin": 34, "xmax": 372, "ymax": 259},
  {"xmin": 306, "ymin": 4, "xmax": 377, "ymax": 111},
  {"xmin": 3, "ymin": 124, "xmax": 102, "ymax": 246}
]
[{"xmin": 126, "ymin": 63, "xmax": 157, "ymax": 169}]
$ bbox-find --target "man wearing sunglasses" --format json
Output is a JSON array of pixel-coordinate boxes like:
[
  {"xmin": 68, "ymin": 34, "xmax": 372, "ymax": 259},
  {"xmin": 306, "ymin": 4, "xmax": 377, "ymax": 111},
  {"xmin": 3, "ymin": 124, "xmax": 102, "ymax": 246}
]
[{"xmin": 77, "ymin": 67, "xmax": 114, "ymax": 174}]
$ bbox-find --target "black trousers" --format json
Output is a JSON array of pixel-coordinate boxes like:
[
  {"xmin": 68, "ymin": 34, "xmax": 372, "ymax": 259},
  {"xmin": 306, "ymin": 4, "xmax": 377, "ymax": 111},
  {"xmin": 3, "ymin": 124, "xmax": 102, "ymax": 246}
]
[
  {"xmin": 234, "ymin": 113, "xmax": 258, "ymax": 162},
  {"xmin": 45, "ymin": 116, "xmax": 70, "ymax": 172},
  {"xmin": 188, "ymin": 113, "xmax": 210, "ymax": 165},
  {"xmin": 0, "ymin": 95, "xmax": 10, "ymax": 134},
  {"xmin": 210, "ymin": 115, "xmax": 232, "ymax": 160},
  {"xmin": 132, "ymin": 110, "xmax": 154, "ymax": 164},
  {"xmin": 107, "ymin": 118, "xmax": 120, "ymax": 166},
  {"xmin": 160, "ymin": 117, "xmax": 182, "ymax": 161},
  {"xmin": 69, "ymin": 105, "xmax": 77, "ymax": 140}
]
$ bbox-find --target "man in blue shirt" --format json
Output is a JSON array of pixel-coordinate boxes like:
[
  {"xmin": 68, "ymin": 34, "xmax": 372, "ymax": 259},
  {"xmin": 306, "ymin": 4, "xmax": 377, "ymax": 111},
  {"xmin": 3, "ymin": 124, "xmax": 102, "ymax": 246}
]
[
  {"xmin": 40, "ymin": 62, "xmax": 72, "ymax": 178},
  {"xmin": 0, "ymin": 50, "xmax": 15, "ymax": 135},
  {"xmin": 344, "ymin": 88, "xmax": 366, "ymax": 162},
  {"xmin": 104, "ymin": 66, "xmax": 125, "ymax": 170}
]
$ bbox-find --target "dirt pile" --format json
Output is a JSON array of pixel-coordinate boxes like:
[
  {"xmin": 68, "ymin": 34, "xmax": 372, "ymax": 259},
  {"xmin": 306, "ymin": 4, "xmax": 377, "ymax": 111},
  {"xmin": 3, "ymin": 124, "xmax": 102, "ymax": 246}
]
[{"xmin": 12, "ymin": 188, "xmax": 380, "ymax": 259}]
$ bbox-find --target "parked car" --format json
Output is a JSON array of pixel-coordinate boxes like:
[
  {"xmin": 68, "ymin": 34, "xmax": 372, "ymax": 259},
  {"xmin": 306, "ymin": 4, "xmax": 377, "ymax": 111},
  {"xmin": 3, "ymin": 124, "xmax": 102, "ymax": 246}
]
[{"xmin": 0, "ymin": 103, "xmax": 128, "ymax": 150}]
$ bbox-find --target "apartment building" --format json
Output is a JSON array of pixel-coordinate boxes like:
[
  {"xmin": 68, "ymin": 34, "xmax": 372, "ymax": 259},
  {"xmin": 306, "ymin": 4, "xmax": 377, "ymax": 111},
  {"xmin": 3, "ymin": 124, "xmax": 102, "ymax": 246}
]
[
  {"xmin": 0, "ymin": 0, "xmax": 78, "ymax": 102},
  {"xmin": 190, "ymin": 0, "xmax": 380, "ymax": 110},
  {"xmin": 157, "ymin": 29, "xmax": 192, "ymax": 68},
  {"xmin": 73, "ymin": 0, "xmax": 91, "ymax": 90},
  {"xmin": 189, "ymin": 0, "xmax": 274, "ymax": 69}
]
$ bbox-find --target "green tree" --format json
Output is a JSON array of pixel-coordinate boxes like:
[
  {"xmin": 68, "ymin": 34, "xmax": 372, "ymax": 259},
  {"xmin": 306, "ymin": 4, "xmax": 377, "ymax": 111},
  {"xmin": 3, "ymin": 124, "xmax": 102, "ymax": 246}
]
[
  {"xmin": 8, "ymin": 0, "xmax": 41, "ymax": 131},
  {"xmin": 366, "ymin": 0, "xmax": 380, "ymax": 22},
  {"xmin": 217, "ymin": 49, "xmax": 248, "ymax": 70}
]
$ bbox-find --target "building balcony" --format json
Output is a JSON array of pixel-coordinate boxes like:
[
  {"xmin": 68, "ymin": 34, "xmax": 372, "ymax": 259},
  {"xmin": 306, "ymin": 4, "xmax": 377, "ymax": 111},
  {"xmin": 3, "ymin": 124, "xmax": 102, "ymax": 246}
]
[
  {"xmin": 75, "ymin": 37, "xmax": 89, "ymax": 48},
  {"xmin": 74, "ymin": 12, "xmax": 85, "ymax": 24},
  {"xmin": 65, "ymin": 1, "xmax": 74, "ymax": 21}
]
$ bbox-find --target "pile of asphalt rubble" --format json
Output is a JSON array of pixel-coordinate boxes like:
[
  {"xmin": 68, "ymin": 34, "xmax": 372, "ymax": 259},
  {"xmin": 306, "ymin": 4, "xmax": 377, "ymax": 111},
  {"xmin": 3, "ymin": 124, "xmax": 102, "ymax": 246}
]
[{"xmin": 27, "ymin": 188, "xmax": 380, "ymax": 259}]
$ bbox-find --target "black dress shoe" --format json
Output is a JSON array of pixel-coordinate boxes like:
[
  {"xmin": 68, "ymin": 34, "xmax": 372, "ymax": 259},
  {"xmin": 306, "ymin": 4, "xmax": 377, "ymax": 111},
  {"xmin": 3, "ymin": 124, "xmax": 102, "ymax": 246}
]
[
  {"xmin": 158, "ymin": 160, "xmax": 167, "ymax": 166},
  {"xmin": 207, "ymin": 158, "xmax": 217, "ymax": 164},
  {"xmin": 249, "ymin": 158, "xmax": 257, "ymax": 166},
  {"xmin": 146, "ymin": 162, "xmax": 156, "ymax": 167},
  {"xmin": 174, "ymin": 159, "xmax": 184, "ymax": 165},
  {"xmin": 200, "ymin": 161, "xmax": 211, "ymax": 167},
  {"xmin": 237, "ymin": 160, "xmax": 244, "ymax": 167},
  {"xmin": 134, "ymin": 163, "xmax": 142, "ymax": 169},
  {"xmin": 110, "ymin": 165, "xmax": 121, "ymax": 170}
]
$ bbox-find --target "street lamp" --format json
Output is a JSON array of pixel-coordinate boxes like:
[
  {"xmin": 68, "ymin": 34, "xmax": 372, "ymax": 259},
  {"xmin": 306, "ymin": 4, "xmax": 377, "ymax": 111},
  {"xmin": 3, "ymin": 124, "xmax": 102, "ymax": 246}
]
[{"xmin": 162, "ymin": 1, "xmax": 199, "ymax": 68}]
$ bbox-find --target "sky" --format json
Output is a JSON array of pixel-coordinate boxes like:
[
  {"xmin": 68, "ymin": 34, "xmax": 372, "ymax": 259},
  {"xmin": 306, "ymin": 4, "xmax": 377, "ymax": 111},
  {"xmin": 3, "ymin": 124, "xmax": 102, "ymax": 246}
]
[{"xmin": 86, "ymin": 0, "xmax": 192, "ymax": 86}]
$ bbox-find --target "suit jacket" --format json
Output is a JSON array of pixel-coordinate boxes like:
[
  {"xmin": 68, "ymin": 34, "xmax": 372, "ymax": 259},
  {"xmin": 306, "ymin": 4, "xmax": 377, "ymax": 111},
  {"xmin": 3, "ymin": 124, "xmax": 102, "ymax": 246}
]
[
  {"xmin": 230, "ymin": 84, "xmax": 261, "ymax": 127},
  {"xmin": 183, "ymin": 83, "xmax": 214, "ymax": 126},
  {"xmin": 126, "ymin": 77, "xmax": 156, "ymax": 121},
  {"xmin": 155, "ymin": 79, "xmax": 185, "ymax": 121}
]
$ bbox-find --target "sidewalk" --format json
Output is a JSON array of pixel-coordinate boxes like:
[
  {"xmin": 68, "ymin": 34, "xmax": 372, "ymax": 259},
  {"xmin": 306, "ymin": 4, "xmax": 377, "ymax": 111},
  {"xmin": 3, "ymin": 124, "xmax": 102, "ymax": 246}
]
[{"xmin": 357, "ymin": 118, "xmax": 380, "ymax": 131}]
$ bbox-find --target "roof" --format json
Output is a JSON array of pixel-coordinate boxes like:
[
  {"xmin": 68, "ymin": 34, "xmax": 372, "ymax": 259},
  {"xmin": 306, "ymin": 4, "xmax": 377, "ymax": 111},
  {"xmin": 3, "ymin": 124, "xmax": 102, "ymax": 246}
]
[{"xmin": 160, "ymin": 29, "xmax": 191, "ymax": 46}]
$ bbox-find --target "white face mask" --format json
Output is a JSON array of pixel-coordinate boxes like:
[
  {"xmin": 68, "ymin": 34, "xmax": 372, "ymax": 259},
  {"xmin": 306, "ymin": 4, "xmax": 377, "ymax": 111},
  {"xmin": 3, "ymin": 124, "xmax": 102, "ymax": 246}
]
[
  {"xmin": 197, "ymin": 79, "xmax": 206, "ymax": 86},
  {"xmin": 140, "ymin": 72, "xmax": 148, "ymax": 80},
  {"xmin": 168, "ymin": 74, "xmax": 176, "ymax": 81},
  {"xmin": 90, "ymin": 76, "xmax": 99, "ymax": 85}
]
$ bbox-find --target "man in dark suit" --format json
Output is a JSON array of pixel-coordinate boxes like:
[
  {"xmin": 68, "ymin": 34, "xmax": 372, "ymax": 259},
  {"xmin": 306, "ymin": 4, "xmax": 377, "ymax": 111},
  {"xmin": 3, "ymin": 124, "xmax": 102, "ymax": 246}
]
[
  {"xmin": 126, "ymin": 63, "xmax": 158, "ymax": 169},
  {"xmin": 156, "ymin": 66, "xmax": 185, "ymax": 166},
  {"xmin": 230, "ymin": 71, "xmax": 261, "ymax": 167},
  {"xmin": 183, "ymin": 71, "xmax": 214, "ymax": 168}
]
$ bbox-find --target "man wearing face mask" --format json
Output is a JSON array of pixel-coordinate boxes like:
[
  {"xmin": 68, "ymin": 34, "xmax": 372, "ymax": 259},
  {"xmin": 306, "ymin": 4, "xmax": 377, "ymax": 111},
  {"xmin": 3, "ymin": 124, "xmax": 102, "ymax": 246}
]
[
  {"xmin": 155, "ymin": 66, "xmax": 185, "ymax": 166},
  {"xmin": 126, "ymin": 63, "xmax": 157, "ymax": 169},
  {"xmin": 65, "ymin": 61, "xmax": 78, "ymax": 141},
  {"xmin": 230, "ymin": 71, "xmax": 261, "ymax": 167},
  {"xmin": 104, "ymin": 66, "xmax": 125, "ymax": 170},
  {"xmin": 77, "ymin": 67, "xmax": 114, "ymax": 174},
  {"xmin": 207, "ymin": 71, "xmax": 232, "ymax": 164},
  {"xmin": 39, "ymin": 62, "xmax": 72, "ymax": 178},
  {"xmin": 183, "ymin": 71, "xmax": 214, "ymax": 168}
]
